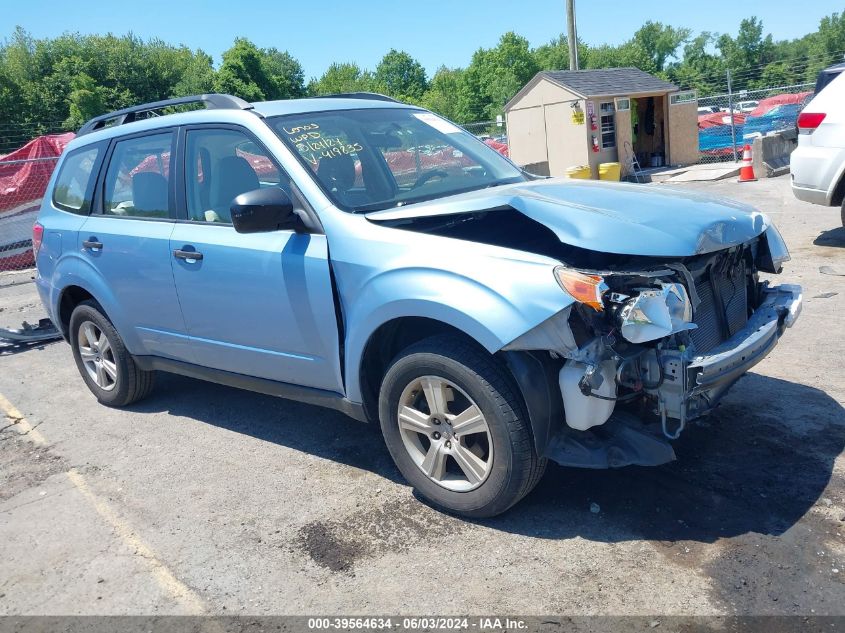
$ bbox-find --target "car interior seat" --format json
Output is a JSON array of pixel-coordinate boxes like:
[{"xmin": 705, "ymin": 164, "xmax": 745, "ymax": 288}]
[
  {"xmin": 131, "ymin": 172, "xmax": 169, "ymax": 217},
  {"xmin": 317, "ymin": 155, "xmax": 355, "ymax": 204},
  {"xmin": 210, "ymin": 156, "xmax": 260, "ymax": 222}
]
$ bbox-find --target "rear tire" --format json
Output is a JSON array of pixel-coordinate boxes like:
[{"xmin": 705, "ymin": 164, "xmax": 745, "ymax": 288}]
[
  {"xmin": 69, "ymin": 300, "xmax": 155, "ymax": 407},
  {"xmin": 378, "ymin": 334, "xmax": 545, "ymax": 518}
]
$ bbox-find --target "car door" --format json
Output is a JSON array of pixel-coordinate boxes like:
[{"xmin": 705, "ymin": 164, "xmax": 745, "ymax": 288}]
[
  {"xmin": 78, "ymin": 129, "xmax": 192, "ymax": 361},
  {"xmin": 169, "ymin": 125, "xmax": 343, "ymax": 392}
]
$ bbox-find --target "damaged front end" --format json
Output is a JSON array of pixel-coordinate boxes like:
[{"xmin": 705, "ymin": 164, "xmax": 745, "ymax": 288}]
[{"xmin": 503, "ymin": 228, "xmax": 802, "ymax": 470}]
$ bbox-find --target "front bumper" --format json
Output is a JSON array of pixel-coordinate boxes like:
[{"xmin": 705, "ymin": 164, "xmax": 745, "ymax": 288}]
[
  {"xmin": 543, "ymin": 283, "xmax": 802, "ymax": 470},
  {"xmin": 655, "ymin": 283, "xmax": 802, "ymax": 425}
]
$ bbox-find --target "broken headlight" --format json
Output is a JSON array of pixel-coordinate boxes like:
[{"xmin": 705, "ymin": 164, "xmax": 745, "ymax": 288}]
[{"xmin": 613, "ymin": 283, "xmax": 696, "ymax": 344}]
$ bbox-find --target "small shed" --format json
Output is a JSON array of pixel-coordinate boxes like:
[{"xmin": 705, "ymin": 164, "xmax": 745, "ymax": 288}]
[{"xmin": 505, "ymin": 68, "xmax": 699, "ymax": 178}]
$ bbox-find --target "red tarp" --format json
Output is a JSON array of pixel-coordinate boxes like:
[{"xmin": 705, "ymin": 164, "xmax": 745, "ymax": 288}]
[
  {"xmin": 483, "ymin": 138, "xmax": 509, "ymax": 157},
  {"xmin": 750, "ymin": 92, "xmax": 812, "ymax": 117},
  {"xmin": 0, "ymin": 133, "xmax": 74, "ymax": 270},
  {"xmin": 0, "ymin": 132, "xmax": 74, "ymax": 216},
  {"xmin": 698, "ymin": 112, "xmax": 747, "ymax": 129}
]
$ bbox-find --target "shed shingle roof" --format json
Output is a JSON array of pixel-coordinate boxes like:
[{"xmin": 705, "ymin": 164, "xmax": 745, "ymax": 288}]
[{"xmin": 542, "ymin": 67, "xmax": 677, "ymax": 97}]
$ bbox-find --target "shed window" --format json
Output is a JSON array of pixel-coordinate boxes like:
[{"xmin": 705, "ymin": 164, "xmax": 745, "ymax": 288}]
[{"xmin": 599, "ymin": 102, "xmax": 616, "ymax": 149}]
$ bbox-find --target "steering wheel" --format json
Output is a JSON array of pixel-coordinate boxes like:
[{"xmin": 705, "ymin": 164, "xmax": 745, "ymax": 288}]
[{"xmin": 411, "ymin": 169, "xmax": 449, "ymax": 189}]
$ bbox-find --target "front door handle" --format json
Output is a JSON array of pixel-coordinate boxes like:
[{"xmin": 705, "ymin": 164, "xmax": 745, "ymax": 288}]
[
  {"xmin": 173, "ymin": 249, "xmax": 204, "ymax": 262},
  {"xmin": 82, "ymin": 239, "xmax": 103, "ymax": 251}
]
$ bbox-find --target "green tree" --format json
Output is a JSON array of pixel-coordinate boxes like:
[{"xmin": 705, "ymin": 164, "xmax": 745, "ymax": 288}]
[
  {"xmin": 630, "ymin": 21, "xmax": 691, "ymax": 73},
  {"xmin": 461, "ymin": 32, "xmax": 538, "ymax": 121},
  {"xmin": 214, "ymin": 38, "xmax": 305, "ymax": 101},
  {"xmin": 374, "ymin": 49, "xmax": 427, "ymax": 101},
  {"xmin": 716, "ymin": 17, "xmax": 775, "ymax": 89},
  {"xmin": 308, "ymin": 62, "xmax": 374, "ymax": 95},
  {"xmin": 261, "ymin": 48, "xmax": 306, "ymax": 99},
  {"xmin": 419, "ymin": 66, "xmax": 465, "ymax": 121},
  {"xmin": 172, "ymin": 50, "xmax": 215, "ymax": 96},
  {"xmin": 666, "ymin": 32, "xmax": 725, "ymax": 93},
  {"xmin": 533, "ymin": 34, "xmax": 590, "ymax": 71},
  {"xmin": 214, "ymin": 38, "xmax": 269, "ymax": 100},
  {"xmin": 64, "ymin": 71, "xmax": 106, "ymax": 128},
  {"xmin": 803, "ymin": 12, "xmax": 845, "ymax": 81}
]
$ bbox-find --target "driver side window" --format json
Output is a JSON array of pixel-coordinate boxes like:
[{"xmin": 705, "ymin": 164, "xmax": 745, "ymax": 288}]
[{"xmin": 184, "ymin": 128, "xmax": 287, "ymax": 224}]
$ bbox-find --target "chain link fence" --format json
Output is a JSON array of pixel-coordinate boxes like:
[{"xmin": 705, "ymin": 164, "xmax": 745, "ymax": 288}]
[
  {"xmin": 462, "ymin": 120, "xmax": 509, "ymax": 157},
  {"xmin": 697, "ymin": 81, "xmax": 815, "ymax": 164},
  {"xmin": 0, "ymin": 155, "xmax": 61, "ymax": 272}
]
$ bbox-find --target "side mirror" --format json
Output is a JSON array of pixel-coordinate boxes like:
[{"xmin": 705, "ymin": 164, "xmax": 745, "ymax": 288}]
[{"xmin": 230, "ymin": 187, "xmax": 300, "ymax": 234}]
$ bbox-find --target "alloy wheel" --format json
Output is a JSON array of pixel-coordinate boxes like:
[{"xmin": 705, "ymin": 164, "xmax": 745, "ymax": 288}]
[
  {"xmin": 397, "ymin": 376, "xmax": 493, "ymax": 492},
  {"xmin": 77, "ymin": 321, "xmax": 118, "ymax": 391}
]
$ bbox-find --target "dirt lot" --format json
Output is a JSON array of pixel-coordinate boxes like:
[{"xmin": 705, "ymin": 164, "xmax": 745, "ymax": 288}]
[{"xmin": 1, "ymin": 174, "xmax": 843, "ymax": 617}]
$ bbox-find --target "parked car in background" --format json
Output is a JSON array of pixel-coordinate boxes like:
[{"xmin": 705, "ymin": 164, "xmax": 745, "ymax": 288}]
[
  {"xmin": 791, "ymin": 72, "xmax": 845, "ymax": 226},
  {"xmin": 733, "ymin": 100, "xmax": 759, "ymax": 113},
  {"xmin": 697, "ymin": 106, "xmax": 720, "ymax": 115},
  {"xmin": 35, "ymin": 93, "xmax": 801, "ymax": 517}
]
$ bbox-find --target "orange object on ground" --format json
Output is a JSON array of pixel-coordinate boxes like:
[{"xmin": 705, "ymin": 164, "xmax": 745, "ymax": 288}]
[{"xmin": 738, "ymin": 144, "xmax": 757, "ymax": 182}]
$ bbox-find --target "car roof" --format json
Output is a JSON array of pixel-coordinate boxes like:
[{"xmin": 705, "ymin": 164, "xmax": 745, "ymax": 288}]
[
  {"xmin": 252, "ymin": 96, "xmax": 415, "ymax": 117},
  {"xmin": 64, "ymin": 95, "xmax": 419, "ymax": 152}
]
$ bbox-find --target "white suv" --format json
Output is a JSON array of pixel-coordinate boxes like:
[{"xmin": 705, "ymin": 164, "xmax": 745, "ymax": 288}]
[{"xmin": 791, "ymin": 72, "xmax": 845, "ymax": 226}]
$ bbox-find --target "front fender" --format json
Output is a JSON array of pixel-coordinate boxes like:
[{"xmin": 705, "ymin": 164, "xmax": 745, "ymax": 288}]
[{"xmin": 343, "ymin": 265, "xmax": 573, "ymax": 403}]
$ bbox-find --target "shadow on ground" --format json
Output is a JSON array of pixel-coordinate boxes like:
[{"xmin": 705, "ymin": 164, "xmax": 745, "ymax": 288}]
[
  {"xmin": 132, "ymin": 371, "xmax": 843, "ymax": 546},
  {"xmin": 814, "ymin": 226, "xmax": 845, "ymax": 248},
  {"xmin": 492, "ymin": 373, "xmax": 844, "ymax": 545}
]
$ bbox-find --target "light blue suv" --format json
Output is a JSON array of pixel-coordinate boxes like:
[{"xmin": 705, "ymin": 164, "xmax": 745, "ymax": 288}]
[{"xmin": 35, "ymin": 93, "xmax": 802, "ymax": 517}]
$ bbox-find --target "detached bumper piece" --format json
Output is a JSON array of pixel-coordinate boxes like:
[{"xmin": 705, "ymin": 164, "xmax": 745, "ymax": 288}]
[
  {"xmin": 0, "ymin": 318, "xmax": 61, "ymax": 344},
  {"xmin": 545, "ymin": 411, "xmax": 676, "ymax": 469}
]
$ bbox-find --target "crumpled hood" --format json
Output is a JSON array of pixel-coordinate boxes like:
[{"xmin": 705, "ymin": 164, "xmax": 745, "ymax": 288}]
[{"xmin": 365, "ymin": 178, "xmax": 770, "ymax": 257}]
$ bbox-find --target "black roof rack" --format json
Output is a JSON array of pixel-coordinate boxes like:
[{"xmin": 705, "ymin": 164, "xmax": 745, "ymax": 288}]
[
  {"xmin": 77, "ymin": 93, "xmax": 253, "ymax": 136},
  {"xmin": 312, "ymin": 92, "xmax": 400, "ymax": 103}
]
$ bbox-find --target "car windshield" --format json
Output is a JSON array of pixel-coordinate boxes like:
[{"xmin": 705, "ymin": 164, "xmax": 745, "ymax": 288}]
[{"xmin": 269, "ymin": 108, "xmax": 525, "ymax": 213}]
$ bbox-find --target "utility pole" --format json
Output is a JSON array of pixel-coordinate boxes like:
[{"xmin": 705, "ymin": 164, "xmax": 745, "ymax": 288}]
[
  {"xmin": 566, "ymin": 0, "xmax": 579, "ymax": 70},
  {"xmin": 726, "ymin": 68, "xmax": 738, "ymax": 162}
]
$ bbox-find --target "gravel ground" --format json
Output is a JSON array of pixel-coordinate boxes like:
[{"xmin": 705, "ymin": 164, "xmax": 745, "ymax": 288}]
[{"xmin": 0, "ymin": 174, "xmax": 843, "ymax": 617}]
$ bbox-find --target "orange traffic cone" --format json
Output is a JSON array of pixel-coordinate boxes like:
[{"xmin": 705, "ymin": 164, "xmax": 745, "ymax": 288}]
[{"xmin": 738, "ymin": 144, "xmax": 757, "ymax": 182}]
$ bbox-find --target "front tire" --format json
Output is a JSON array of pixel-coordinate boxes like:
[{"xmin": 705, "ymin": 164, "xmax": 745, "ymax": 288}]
[
  {"xmin": 69, "ymin": 300, "xmax": 155, "ymax": 407},
  {"xmin": 378, "ymin": 335, "xmax": 545, "ymax": 518}
]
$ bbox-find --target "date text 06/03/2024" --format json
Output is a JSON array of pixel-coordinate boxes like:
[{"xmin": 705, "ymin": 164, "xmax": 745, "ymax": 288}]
[{"xmin": 306, "ymin": 617, "xmax": 528, "ymax": 630}]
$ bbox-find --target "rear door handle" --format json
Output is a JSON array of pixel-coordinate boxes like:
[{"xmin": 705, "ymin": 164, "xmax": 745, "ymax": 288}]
[
  {"xmin": 82, "ymin": 239, "xmax": 103, "ymax": 251},
  {"xmin": 173, "ymin": 249, "xmax": 203, "ymax": 262}
]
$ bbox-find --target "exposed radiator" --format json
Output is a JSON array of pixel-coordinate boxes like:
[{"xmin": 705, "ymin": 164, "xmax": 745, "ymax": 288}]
[{"xmin": 689, "ymin": 261, "xmax": 748, "ymax": 353}]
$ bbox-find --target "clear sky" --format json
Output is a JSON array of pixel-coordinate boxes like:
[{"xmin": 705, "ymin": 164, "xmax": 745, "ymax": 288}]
[{"xmin": 3, "ymin": 0, "xmax": 841, "ymax": 79}]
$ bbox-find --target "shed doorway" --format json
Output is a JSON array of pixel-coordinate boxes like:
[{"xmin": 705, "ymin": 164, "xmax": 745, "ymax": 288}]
[{"xmin": 632, "ymin": 95, "xmax": 667, "ymax": 168}]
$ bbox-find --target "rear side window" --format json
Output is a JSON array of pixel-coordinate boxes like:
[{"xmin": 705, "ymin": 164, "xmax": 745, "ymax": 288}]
[
  {"xmin": 103, "ymin": 132, "xmax": 174, "ymax": 219},
  {"xmin": 52, "ymin": 146, "xmax": 101, "ymax": 214}
]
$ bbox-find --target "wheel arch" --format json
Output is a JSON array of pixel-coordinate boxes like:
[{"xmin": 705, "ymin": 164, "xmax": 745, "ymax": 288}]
[
  {"xmin": 56, "ymin": 285, "xmax": 98, "ymax": 339},
  {"xmin": 831, "ymin": 167, "xmax": 845, "ymax": 207},
  {"xmin": 356, "ymin": 317, "xmax": 485, "ymax": 424},
  {"xmin": 354, "ymin": 316, "xmax": 561, "ymax": 457}
]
